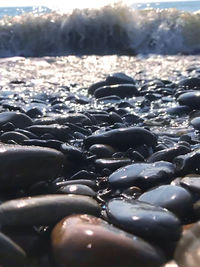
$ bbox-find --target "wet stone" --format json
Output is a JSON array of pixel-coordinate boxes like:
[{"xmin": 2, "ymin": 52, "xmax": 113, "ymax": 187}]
[
  {"xmin": 0, "ymin": 131, "xmax": 30, "ymax": 144},
  {"xmin": 108, "ymin": 161, "xmax": 175, "ymax": 190},
  {"xmin": 0, "ymin": 112, "xmax": 33, "ymax": 129},
  {"xmin": 106, "ymin": 72, "xmax": 135, "ymax": 85},
  {"xmin": 89, "ymin": 144, "xmax": 115, "ymax": 158},
  {"xmin": 95, "ymin": 158, "xmax": 131, "ymax": 172},
  {"xmin": 138, "ymin": 185, "xmax": 193, "ymax": 219},
  {"xmin": 178, "ymin": 91, "xmax": 200, "ymax": 109},
  {"xmin": 94, "ymin": 84, "xmax": 139, "ymax": 99},
  {"xmin": 179, "ymin": 77, "xmax": 200, "ymax": 89},
  {"xmin": 84, "ymin": 127, "xmax": 157, "ymax": 150},
  {"xmin": 0, "ymin": 143, "xmax": 65, "ymax": 189},
  {"xmin": 51, "ymin": 214, "xmax": 166, "ymax": 267},
  {"xmin": 57, "ymin": 184, "xmax": 96, "ymax": 197},
  {"xmin": 190, "ymin": 116, "xmax": 200, "ymax": 131},
  {"xmin": 174, "ymin": 149, "xmax": 200, "ymax": 174},
  {"xmin": 55, "ymin": 179, "xmax": 97, "ymax": 191},
  {"xmin": 166, "ymin": 105, "xmax": 191, "ymax": 116},
  {"xmin": 106, "ymin": 199, "xmax": 182, "ymax": 242},
  {"xmin": 0, "ymin": 194, "xmax": 100, "ymax": 226},
  {"xmin": 148, "ymin": 145, "xmax": 190, "ymax": 163}
]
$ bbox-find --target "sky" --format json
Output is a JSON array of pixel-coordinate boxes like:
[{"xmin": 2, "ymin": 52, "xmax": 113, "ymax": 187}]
[{"xmin": 0, "ymin": 0, "xmax": 196, "ymax": 8}]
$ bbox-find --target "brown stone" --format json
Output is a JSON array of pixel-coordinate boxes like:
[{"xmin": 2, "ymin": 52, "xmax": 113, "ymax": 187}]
[{"xmin": 51, "ymin": 214, "xmax": 165, "ymax": 267}]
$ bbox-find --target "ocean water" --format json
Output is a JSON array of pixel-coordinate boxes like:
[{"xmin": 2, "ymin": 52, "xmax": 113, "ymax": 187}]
[{"xmin": 0, "ymin": 1, "xmax": 200, "ymax": 57}]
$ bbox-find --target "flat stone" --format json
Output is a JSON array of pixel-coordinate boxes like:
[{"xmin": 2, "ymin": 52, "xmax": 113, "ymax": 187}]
[
  {"xmin": 51, "ymin": 214, "xmax": 165, "ymax": 267},
  {"xmin": 138, "ymin": 185, "xmax": 193, "ymax": 219},
  {"xmin": 0, "ymin": 143, "xmax": 65, "ymax": 189},
  {"xmin": 0, "ymin": 112, "xmax": 33, "ymax": 129},
  {"xmin": 94, "ymin": 84, "xmax": 139, "ymax": 99},
  {"xmin": 34, "ymin": 113, "xmax": 91, "ymax": 126},
  {"xmin": 108, "ymin": 161, "xmax": 175, "ymax": 189},
  {"xmin": 84, "ymin": 127, "xmax": 157, "ymax": 150},
  {"xmin": 0, "ymin": 195, "xmax": 100, "ymax": 226},
  {"xmin": 106, "ymin": 199, "xmax": 182, "ymax": 242},
  {"xmin": 148, "ymin": 145, "xmax": 190, "ymax": 163}
]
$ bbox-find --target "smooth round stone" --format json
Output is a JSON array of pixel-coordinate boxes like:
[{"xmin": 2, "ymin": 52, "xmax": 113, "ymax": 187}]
[
  {"xmin": 148, "ymin": 145, "xmax": 190, "ymax": 163},
  {"xmin": 88, "ymin": 80, "xmax": 107, "ymax": 95},
  {"xmin": 174, "ymin": 221, "xmax": 200, "ymax": 267},
  {"xmin": 108, "ymin": 161, "xmax": 175, "ymax": 190},
  {"xmin": 106, "ymin": 199, "xmax": 182, "ymax": 242},
  {"xmin": 178, "ymin": 91, "xmax": 200, "ymax": 109},
  {"xmin": 0, "ymin": 195, "xmax": 100, "ymax": 226},
  {"xmin": 0, "ymin": 131, "xmax": 29, "ymax": 144},
  {"xmin": 0, "ymin": 112, "xmax": 33, "ymax": 129},
  {"xmin": 138, "ymin": 185, "xmax": 193, "ymax": 219},
  {"xmin": 174, "ymin": 149, "xmax": 200, "ymax": 174},
  {"xmin": 60, "ymin": 143, "xmax": 83, "ymax": 160},
  {"xmin": 95, "ymin": 158, "xmax": 131, "ymax": 172},
  {"xmin": 191, "ymin": 117, "xmax": 200, "ymax": 131},
  {"xmin": 51, "ymin": 214, "xmax": 165, "ymax": 267},
  {"xmin": 34, "ymin": 113, "xmax": 91, "ymax": 126},
  {"xmin": 0, "ymin": 232, "xmax": 27, "ymax": 267},
  {"xmin": 0, "ymin": 143, "xmax": 65, "ymax": 189},
  {"xmin": 166, "ymin": 105, "xmax": 191, "ymax": 116},
  {"xmin": 84, "ymin": 127, "xmax": 157, "ymax": 150},
  {"xmin": 26, "ymin": 124, "xmax": 70, "ymax": 141},
  {"xmin": 106, "ymin": 72, "xmax": 135, "ymax": 85},
  {"xmin": 55, "ymin": 179, "xmax": 97, "ymax": 191},
  {"xmin": 89, "ymin": 144, "xmax": 115, "ymax": 158},
  {"xmin": 179, "ymin": 77, "xmax": 200, "ymax": 89},
  {"xmin": 57, "ymin": 184, "xmax": 96, "ymax": 197},
  {"xmin": 94, "ymin": 84, "xmax": 139, "ymax": 99},
  {"xmin": 180, "ymin": 175, "xmax": 200, "ymax": 193}
]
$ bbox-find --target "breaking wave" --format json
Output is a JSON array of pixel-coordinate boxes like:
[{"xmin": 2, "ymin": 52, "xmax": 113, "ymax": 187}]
[{"xmin": 0, "ymin": 3, "xmax": 200, "ymax": 57}]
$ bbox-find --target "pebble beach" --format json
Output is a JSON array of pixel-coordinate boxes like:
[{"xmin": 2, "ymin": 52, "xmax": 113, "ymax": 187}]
[
  {"xmin": 1, "ymin": 1, "xmax": 200, "ymax": 266},
  {"xmin": 0, "ymin": 53, "xmax": 200, "ymax": 266}
]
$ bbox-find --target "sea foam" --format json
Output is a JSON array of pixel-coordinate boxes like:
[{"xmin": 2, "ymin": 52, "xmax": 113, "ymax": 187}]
[{"xmin": 0, "ymin": 3, "xmax": 200, "ymax": 57}]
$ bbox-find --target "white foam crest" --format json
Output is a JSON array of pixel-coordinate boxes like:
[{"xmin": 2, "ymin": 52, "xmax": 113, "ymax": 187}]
[{"xmin": 0, "ymin": 3, "xmax": 199, "ymax": 57}]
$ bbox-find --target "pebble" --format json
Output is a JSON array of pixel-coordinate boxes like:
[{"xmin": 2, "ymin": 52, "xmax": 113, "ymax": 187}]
[
  {"xmin": 108, "ymin": 161, "xmax": 175, "ymax": 189},
  {"xmin": 51, "ymin": 214, "xmax": 165, "ymax": 267},
  {"xmin": 0, "ymin": 143, "xmax": 65, "ymax": 189},
  {"xmin": 148, "ymin": 145, "xmax": 191, "ymax": 163},
  {"xmin": 138, "ymin": 185, "xmax": 193, "ymax": 219},
  {"xmin": 178, "ymin": 91, "xmax": 200, "ymax": 109},
  {"xmin": 174, "ymin": 149, "xmax": 200, "ymax": 174},
  {"xmin": 84, "ymin": 127, "xmax": 157, "ymax": 150},
  {"xmin": 57, "ymin": 184, "xmax": 96, "ymax": 197},
  {"xmin": 0, "ymin": 111, "xmax": 33, "ymax": 129},
  {"xmin": 106, "ymin": 199, "xmax": 182, "ymax": 242},
  {"xmin": 94, "ymin": 84, "xmax": 139, "ymax": 99},
  {"xmin": 0, "ymin": 194, "xmax": 100, "ymax": 226}
]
